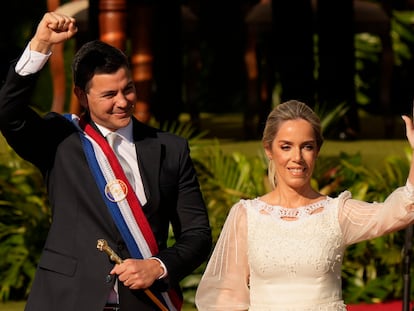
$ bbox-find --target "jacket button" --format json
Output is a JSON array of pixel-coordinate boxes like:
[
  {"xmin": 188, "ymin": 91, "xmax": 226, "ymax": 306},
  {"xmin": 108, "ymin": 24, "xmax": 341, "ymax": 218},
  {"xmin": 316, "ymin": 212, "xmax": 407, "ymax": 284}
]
[{"xmin": 117, "ymin": 243, "xmax": 125, "ymax": 251}]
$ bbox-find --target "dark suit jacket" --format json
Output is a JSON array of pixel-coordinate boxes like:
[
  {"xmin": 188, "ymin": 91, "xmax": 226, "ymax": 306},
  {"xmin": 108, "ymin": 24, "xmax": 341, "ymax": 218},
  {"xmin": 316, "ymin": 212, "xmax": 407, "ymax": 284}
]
[{"xmin": 0, "ymin": 64, "xmax": 212, "ymax": 311}]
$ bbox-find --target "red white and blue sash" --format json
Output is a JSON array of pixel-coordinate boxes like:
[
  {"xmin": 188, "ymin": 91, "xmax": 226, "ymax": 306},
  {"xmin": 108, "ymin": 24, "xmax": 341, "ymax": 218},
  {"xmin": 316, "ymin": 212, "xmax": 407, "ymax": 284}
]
[{"xmin": 66, "ymin": 114, "xmax": 181, "ymax": 310}]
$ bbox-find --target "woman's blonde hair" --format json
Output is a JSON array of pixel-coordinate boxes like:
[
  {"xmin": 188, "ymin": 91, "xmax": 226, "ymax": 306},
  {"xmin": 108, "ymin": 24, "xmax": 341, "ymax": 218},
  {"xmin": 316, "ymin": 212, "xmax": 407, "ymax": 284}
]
[{"xmin": 262, "ymin": 100, "xmax": 323, "ymax": 189}]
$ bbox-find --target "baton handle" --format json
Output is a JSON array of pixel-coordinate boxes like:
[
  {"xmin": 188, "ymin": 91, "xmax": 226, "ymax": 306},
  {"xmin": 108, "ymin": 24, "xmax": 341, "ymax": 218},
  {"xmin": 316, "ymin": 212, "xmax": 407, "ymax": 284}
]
[{"xmin": 96, "ymin": 239, "xmax": 168, "ymax": 311}]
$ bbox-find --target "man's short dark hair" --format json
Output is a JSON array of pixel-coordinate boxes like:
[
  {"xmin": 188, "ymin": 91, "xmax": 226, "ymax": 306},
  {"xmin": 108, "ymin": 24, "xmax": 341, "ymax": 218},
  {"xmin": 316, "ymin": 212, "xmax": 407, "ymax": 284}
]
[{"xmin": 71, "ymin": 40, "xmax": 130, "ymax": 91}]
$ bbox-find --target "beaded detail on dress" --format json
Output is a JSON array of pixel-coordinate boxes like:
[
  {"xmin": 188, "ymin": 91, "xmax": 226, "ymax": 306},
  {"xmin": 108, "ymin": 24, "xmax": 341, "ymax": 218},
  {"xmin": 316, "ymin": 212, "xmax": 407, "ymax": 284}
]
[{"xmin": 252, "ymin": 197, "xmax": 329, "ymax": 220}]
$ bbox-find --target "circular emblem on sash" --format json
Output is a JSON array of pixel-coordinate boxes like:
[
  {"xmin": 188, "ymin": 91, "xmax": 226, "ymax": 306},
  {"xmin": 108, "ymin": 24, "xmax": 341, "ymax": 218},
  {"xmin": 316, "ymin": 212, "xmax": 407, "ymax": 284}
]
[{"xmin": 105, "ymin": 179, "xmax": 129, "ymax": 202}]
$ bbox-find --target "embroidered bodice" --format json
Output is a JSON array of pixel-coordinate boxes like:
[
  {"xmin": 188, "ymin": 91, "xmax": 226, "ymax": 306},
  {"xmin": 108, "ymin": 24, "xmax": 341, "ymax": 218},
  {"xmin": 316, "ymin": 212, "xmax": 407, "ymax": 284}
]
[
  {"xmin": 246, "ymin": 198, "xmax": 345, "ymax": 310},
  {"xmin": 195, "ymin": 185, "xmax": 414, "ymax": 311},
  {"xmin": 254, "ymin": 198, "xmax": 327, "ymax": 219}
]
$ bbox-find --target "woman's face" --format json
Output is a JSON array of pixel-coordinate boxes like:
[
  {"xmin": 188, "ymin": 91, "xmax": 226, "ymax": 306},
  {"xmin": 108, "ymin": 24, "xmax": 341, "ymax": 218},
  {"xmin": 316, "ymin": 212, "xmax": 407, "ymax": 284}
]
[{"xmin": 265, "ymin": 119, "xmax": 319, "ymax": 190}]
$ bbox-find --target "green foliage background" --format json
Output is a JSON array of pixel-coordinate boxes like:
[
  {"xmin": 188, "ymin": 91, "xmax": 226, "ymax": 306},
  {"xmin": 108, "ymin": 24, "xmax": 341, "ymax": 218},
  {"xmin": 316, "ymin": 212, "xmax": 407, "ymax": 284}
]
[{"xmin": 1, "ymin": 124, "xmax": 414, "ymax": 306}]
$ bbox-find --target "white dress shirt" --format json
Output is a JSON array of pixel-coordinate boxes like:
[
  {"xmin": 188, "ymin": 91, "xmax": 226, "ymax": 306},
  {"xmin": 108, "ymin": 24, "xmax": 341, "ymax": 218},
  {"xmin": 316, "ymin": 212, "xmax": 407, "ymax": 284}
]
[{"xmin": 97, "ymin": 122, "xmax": 147, "ymax": 206}]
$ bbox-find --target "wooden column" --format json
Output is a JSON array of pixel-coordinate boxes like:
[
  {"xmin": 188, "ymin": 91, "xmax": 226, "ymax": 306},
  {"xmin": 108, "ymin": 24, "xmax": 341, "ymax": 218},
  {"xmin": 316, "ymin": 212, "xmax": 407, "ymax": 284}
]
[
  {"xmin": 129, "ymin": 3, "xmax": 154, "ymax": 124},
  {"xmin": 47, "ymin": 0, "xmax": 66, "ymax": 113},
  {"xmin": 99, "ymin": 0, "xmax": 127, "ymax": 50}
]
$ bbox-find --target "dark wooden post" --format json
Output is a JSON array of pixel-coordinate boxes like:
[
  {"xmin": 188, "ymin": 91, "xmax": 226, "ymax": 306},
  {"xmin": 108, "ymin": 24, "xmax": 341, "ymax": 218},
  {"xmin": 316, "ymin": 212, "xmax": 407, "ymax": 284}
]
[
  {"xmin": 129, "ymin": 3, "xmax": 154, "ymax": 124},
  {"xmin": 47, "ymin": 0, "xmax": 66, "ymax": 113},
  {"xmin": 317, "ymin": 0, "xmax": 358, "ymax": 138},
  {"xmin": 244, "ymin": 0, "xmax": 273, "ymax": 139},
  {"xmin": 272, "ymin": 0, "xmax": 315, "ymax": 107},
  {"xmin": 99, "ymin": 0, "xmax": 127, "ymax": 51}
]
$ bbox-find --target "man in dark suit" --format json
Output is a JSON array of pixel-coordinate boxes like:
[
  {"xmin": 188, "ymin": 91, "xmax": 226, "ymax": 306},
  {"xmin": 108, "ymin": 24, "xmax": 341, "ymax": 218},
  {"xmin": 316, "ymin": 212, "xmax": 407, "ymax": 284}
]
[{"xmin": 0, "ymin": 12, "xmax": 212, "ymax": 311}]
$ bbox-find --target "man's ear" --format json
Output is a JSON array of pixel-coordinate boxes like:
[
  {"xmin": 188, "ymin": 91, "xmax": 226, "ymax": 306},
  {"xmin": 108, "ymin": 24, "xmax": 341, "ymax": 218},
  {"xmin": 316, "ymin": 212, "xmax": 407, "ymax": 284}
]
[{"xmin": 74, "ymin": 86, "xmax": 88, "ymax": 110}]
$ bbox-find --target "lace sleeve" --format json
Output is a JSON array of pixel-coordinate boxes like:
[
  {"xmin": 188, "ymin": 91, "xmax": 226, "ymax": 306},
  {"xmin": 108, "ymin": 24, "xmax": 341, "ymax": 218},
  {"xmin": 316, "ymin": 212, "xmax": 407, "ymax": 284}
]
[
  {"xmin": 339, "ymin": 182, "xmax": 414, "ymax": 245},
  {"xmin": 195, "ymin": 201, "xmax": 250, "ymax": 311}
]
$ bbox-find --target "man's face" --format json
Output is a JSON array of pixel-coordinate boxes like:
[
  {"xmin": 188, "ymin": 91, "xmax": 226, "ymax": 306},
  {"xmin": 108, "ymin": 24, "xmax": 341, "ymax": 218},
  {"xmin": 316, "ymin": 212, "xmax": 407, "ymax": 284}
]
[{"xmin": 78, "ymin": 67, "xmax": 137, "ymax": 131}]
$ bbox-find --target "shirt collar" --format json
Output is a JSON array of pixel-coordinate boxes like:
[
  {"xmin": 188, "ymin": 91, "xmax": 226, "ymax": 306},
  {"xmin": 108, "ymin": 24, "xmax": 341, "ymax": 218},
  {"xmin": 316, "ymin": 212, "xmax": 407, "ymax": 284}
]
[{"xmin": 95, "ymin": 119, "xmax": 134, "ymax": 143}]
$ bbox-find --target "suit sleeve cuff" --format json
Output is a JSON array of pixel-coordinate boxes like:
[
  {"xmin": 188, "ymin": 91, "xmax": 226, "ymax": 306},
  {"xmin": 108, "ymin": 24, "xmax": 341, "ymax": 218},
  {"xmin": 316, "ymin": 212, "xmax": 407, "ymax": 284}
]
[
  {"xmin": 15, "ymin": 42, "xmax": 51, "ymax": 76},
  {"xmin": 149, "ymin": 257, "xmax": 168, "ymax": 279}
]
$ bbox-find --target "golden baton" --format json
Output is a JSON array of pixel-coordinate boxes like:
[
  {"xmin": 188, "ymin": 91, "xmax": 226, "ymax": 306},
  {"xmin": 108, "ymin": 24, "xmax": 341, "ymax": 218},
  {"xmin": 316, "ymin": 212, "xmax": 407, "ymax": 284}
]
[{"xmin": 96, "ymin": 239, "xmax": 168, "ymax": 311}]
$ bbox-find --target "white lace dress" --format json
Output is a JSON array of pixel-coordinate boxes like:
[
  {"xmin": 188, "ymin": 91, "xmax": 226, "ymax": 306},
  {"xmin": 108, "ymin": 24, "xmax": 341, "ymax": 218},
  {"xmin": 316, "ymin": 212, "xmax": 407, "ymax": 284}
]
[{"xmin": 195, "ymin": 184, "xmax": 414, "ymax": 311}]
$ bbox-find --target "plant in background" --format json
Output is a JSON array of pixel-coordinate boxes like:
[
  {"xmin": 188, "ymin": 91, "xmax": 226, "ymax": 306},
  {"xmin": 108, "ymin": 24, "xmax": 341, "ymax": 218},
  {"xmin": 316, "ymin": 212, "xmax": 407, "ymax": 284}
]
[
  {"xmin": 169, "ymin": 134, "xmax": 269, "ymax": 307},
  {"xmin": 391, "ymin": 11, "xmax": 414, "ymax": 68},
  {"xmin": 194, "ymin": 140, "xmax": 268, "ymax": 242},
  {"xmin": 355, "ymin": 10, "xmax": 414, "ymax": 116},
  {"xmin": 0, "ymin": 139, "xmax": 50, "ymax": 302},
  {"xmin": 1, "ymin": 120, "xmax": 413, "ymax": 306},
  {"xmin": 314, "ymin": 102, "xmax": 349, "ymax": 139}
]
